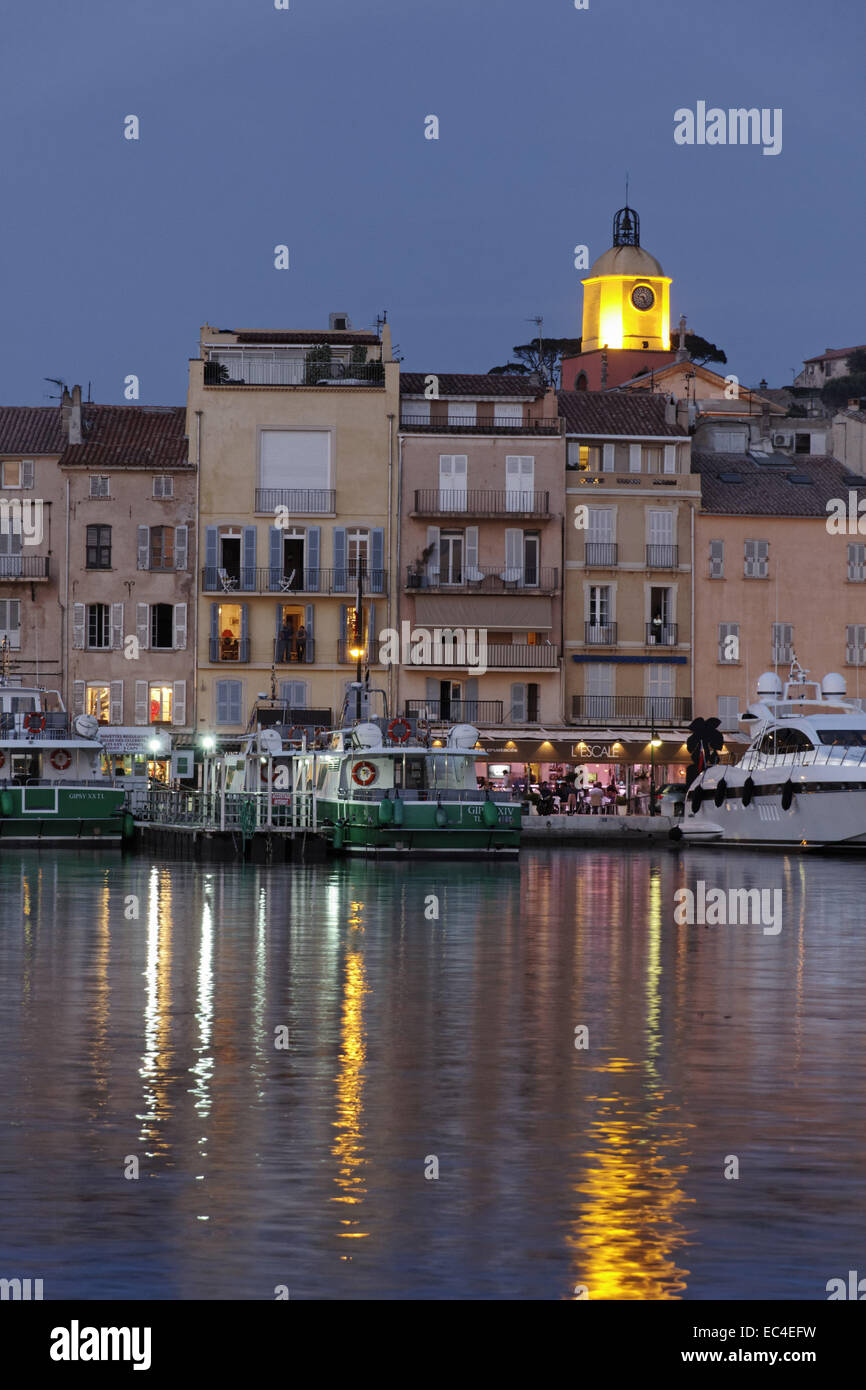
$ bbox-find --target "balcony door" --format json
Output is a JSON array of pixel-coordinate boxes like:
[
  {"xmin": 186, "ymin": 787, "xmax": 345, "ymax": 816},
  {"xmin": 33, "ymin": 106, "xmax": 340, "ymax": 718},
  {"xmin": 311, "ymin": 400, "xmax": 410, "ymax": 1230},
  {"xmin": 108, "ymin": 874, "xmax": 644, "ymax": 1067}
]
[
  {"xmin": 505, "ymin": 455, "xmax": 534, "ymax": 511},
  {"xmin": 220, "ymin": 534, "xmax": 241, "ymax": 587},
  {"xmin": 439, "ymin": 455, "xmax": 467, "ymax": 512},
  {"xmin": 646, "ymin": 663, "xmax": 674, "ymax": 721},
  {"xmin": 439, "ymin": 532, "xmax": 463, "ymax": 585},
  {"xmin": 282, "ymin": 534, "xmax": 304, "ymax": 590},
  {"xmin": 648, "ymin": 586, "xmax": 672, "ymax": 643},
  {"xmin": 0, "ymin": 529, "xmax": 22, "ymax": 578},
  {"xmin": 588, "ymin": 585, "xmax": 611, "ymax": 640},
  {"xmin": 584, "ymin": 663, "xmax": 614, "ymax": 720}
]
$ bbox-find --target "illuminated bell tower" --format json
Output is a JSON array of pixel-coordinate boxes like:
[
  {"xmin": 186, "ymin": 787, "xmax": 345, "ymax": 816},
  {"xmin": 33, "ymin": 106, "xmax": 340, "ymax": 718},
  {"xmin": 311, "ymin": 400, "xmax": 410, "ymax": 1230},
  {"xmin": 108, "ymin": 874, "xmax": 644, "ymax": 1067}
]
[{"xmin": 580, "ymin": 206, "xmax": 671, "ymax": 354}]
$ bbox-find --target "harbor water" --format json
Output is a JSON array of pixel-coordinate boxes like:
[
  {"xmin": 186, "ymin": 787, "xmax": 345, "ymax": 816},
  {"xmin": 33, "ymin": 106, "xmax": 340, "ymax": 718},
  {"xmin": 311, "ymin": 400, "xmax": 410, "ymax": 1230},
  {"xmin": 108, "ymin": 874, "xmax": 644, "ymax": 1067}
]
[{"xmin": 1, "ymin": 846, "xmax": 864, "ymax": 1300}]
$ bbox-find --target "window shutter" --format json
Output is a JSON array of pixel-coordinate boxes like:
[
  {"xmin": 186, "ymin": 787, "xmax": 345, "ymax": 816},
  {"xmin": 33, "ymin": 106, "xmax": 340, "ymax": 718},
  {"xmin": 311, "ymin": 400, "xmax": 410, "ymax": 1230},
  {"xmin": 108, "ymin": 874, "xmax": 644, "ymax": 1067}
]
[
  {"xmin": 73, "ymin": 680, "xmax": 85, "ymax": 716},
  {"xmin": 465, "ymin": 526, "xmax": 479, "ymax": 575},
  {"xmin": 602, "ymin": 443, "xmax": 615, "ymax": 473},
  {"xmin": 21, "ymin": 460, "xmax": 35, "ymax": 488},
  {"xmin": 291, "ymin": 680, "xmax": 307, "ymax": 707},
  {"xmin": 275, "ymin": 603, "xmax": 283, "ymax": 638},
  {"xmin": 424, "ymin": 678, "xmax": 439, "ymax": 715},
  {"xmin": 847, "ymin": 625, "xmax": 866, "ymax": 664},
  {"xmin": 511, "ymin": 682, "xmax": 527, "ymax": 721},
  {"xmin": 464, "ymin": 677, "xmax": 478, "ymax": 715},
  {"xmin": 709, "ymin": 540, "xmax": 724, "ymax": 578},
  {"xmin": 110, "ymin": 680, "xmax": 123, "ymax": 724},
  {"xmin": 205, "ymin": 525, "xmax": 218, "ymax": 587},
  {"xmin": 718, "ymin": 622, "xmax": 738, "ymax": 662},
  {"xmin": 72, "ymin": 602, "xmax": 86, "ymax": 649},
  {"xmin": 757, "ymin": 540, "xmax": 769, "ymax": 576},
  {"xmin": 172, "ymin": 681, "xmax": 186, "ymax": 726},
  {"xmin": 228, "ymin": 682, "xmax": 243, "ymax": 724},
  {"xmin": 240, "ymin": 603, "xmax": 249, "ymax": 661},
  {"xmin": 134, "ymin": 680, "xmax": 148, "ymax": 725},
  {"xmin": 663, "ymin": 445, "xmax": 677, "ymax": 473},
  {"xmin": 340, "ymin": 604, "xmax": 348, "ymax": 642},
  {"xmin": 216, "ymin": 681, "xmax": 229, "ymax": 724},
  {"xmin": 137, "ymin": 525, "xmax": 150, "ymax": 570},
  {"xmin": 174, "ymin": 525, "xmax": 188, "ymax": 570},
  {"xmin": 241, "ymin": 526, "xmax": 257, "ymax": 590},
  {"xmin": 136, "ymin": 603, "xmax": 150, "ymax": 651},
  {"xmin": 153, "ymin": 475, "xmax": 164, "ymax": 499},
  {"xmin": 269, "ymin": 525, "xmax": 282, "ymax": 590},
  {"xmin": 368, "ymin": 602, "xmax": 377, "ymax": 660},
  {"xmin": 111, "ymin": 602, "xmax": 124, "ymax": 650},
  {"xmin": 505, "ymin": 528, "xmax": 522, "ymax": 579},
  {"xmin": 425, "ymin": 526, "xmax": 440, "ymax": 581},
  {"xmin": 307, "ymin": 526, "xmax": 320, "ymax": 591},
  {"xmin": 629, "ymin": 444, "xmax": 641, "ymax": 472},
  {"xmin": 173, "ymin": 603, "xmax": 187, "ymax": 650},
  {"xmin": 848, "ymin": 543, "xmax": 866, "ymax": 581},
  {"xmin": 370, "ymin": 527, "xmax": 384, "ymax": 592},
  {"xmin": 304, "ymin": 604, "xmax": 314, "ymax": 663},
  {"xmin": 333, "ymin": 526, "xmax": 347, "ymax": 590}
]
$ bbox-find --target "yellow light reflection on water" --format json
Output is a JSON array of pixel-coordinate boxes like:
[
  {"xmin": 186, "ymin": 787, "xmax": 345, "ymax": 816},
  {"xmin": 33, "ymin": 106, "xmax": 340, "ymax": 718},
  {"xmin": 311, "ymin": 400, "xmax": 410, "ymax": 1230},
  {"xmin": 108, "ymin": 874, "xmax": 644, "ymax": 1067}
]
[{"xmin": 331, "ymin": 920, "xmax": 370, "ymax": 1241}]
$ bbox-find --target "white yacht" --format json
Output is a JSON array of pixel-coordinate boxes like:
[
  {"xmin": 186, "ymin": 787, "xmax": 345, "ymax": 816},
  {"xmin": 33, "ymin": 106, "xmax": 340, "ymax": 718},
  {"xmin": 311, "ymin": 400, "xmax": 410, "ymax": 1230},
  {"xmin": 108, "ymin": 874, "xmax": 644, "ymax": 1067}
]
[{"xmin": 676, "ymin": 660, "xmax": 866, "ymax": 849}]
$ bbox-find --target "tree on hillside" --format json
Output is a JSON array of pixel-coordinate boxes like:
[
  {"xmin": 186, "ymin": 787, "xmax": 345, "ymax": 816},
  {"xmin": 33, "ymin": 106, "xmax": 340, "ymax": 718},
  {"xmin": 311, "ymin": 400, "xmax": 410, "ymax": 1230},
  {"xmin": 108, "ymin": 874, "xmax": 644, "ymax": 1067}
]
[
  {"xmin": 845, "ymin": 348, "xmax": 866, "ymax": 374},
  {"xmin": 684, "ymin": 333, "xmax": 727, "ymax": 368},
  {"xmin": 821, "ymin": 372, "xmax": 866, "ymax": 409},
  {"xmin": 488, "ymin": 337, "xmax": 583, "ymax": 388}
]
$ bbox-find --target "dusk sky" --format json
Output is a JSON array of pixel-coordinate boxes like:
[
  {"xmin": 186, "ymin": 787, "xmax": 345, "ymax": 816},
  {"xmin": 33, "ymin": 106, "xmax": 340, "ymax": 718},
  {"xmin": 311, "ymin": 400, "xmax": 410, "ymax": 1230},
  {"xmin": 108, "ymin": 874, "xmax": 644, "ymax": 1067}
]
[{"xmin": 3, "ymin": 0, "xmax": 864, "ymax": 404}]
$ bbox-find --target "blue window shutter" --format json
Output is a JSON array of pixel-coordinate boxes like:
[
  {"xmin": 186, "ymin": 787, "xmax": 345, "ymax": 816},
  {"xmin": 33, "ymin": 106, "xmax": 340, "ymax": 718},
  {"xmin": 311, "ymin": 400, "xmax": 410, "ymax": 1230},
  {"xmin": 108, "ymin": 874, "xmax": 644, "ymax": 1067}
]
[
  {"xmin": 240, "ymin": 602, "xmax": 249, "ymax": 661},
  {"xmin": 371, "ymin": 527, "xmax": 384, "ymax": 592},
  {"xmin": 210, "ymin": 603, "xmax": 218, "ymax": 660},
  {"xmin": 340, "ymin": 604, "xmax": 348, "ymax": 641},
  {"xmin": 269, "ymin": 526, "xmax": 282, "ymax": 590},
  {"xmin": 228, "ymin": 681, "xmax": 242, "ymax": 724},
  {"xmin": 466, "ymin": 678, "xmax": 478, "ymax": 717},
  {"xmin": 307, "ymin": 526, "xmax": 320, "ymax": 591},
  {"xmin": 205, "ymin": 525, "xmax": 218, "ymax": 588},
  {"xmin": 216, "ymin": 681, "xmax": 228, "ymax": 723},
  {"xmin": 275, "ymin": 602, "xmax": 283, "ymax": 637},
  {"xmin": 333, "ymin": 527, "xmax": 346, "ymax": 591},
  {"xmin": 368, "ymin": 602, "xmax": 377, "ymax": 659},
  {"xmin": 241, "ymin": 526, "xmax": 257, "ymax": 590},
  {"xmin": 305, "ymin": 603, "xmax": 314, "ymax": 663},
  {"xmin": 292, "ymin": 681, "xmax": 306, "ymax": 707}
]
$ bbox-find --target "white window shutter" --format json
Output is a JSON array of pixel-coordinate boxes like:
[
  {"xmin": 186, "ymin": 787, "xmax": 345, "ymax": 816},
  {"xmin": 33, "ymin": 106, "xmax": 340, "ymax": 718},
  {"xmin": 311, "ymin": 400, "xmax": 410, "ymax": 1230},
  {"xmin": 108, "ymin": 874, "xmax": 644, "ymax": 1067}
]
[
  {"xmin": 137, "ymin": 526, "xmax": 150, "ymax": 570},
  {"xmin": 426, "ymin": 525, "xmax": 440, "ymax": 581},
  {"xmin": 505, "ymin": 528, "xmax": 522, "ymax": 573},
  {"xmin": 663, "ymin": 445, "xmax": 676, "ymax": 473},
  {"xmin": 172, "ymin": 681, "xmax": 186, "ymax": 726},
  {"xmin": 111, "ymin": 603, "xmax": 124, "ymax": 650},
  {"xmin": 709, "ymin": 540, "xmax": 724, "ymax": 578},
  {"xmin": 511, "ymin": 682, "xmax": 527, "ymax": 721},
  {"xmin": 174, "ymin": 525, "xmax": 188, "ymax": 570},
  {"xmin": 73, "ymin": 681, "xmax": 85, "ymax": 716},
  {"xmin": 173, "ymin": 603, "xmax": 187, "ymax": 650},
  {"xmin": 110, "ymin": 680, "xmax": 123, "ymax": 724},
  {"xmin": 21, "ymin": 460, "xmax": 35, "ymax": 488},
  {"xmin": 629, "ymin": 444, "xmax": 641, "ymax": 472},
  {"xmin": 135, "ymin": 680, "xmax": 149, "ymax": 725},
  {"xmin": 136, "ymin": 603, "xmax": 149, "ymax": 651},
  {"xmin": 602, "ymin": 443, "xmax": 615, "ymax": 472},
  {"xmin": 72, "ymin": 602, "xmax": 86, "ymax": 649},
  {"xmin": 465, "ymin": 526, "xmax": 479, "ymax": 573}
]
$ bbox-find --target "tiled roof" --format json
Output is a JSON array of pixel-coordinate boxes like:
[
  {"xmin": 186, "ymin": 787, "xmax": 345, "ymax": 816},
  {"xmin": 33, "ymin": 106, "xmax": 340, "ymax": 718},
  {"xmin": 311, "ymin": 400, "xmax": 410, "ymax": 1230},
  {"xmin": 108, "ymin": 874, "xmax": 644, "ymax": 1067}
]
[
  {"xmin": 60, "ymin": 406, "xmax": 189, "ymax": 468},
  {"xmin": 693, "ymin": 451, "xmax": 863, "ymax": 515},
  {"xmin": 233, "ymin": 330, "xmax": 379, "ymax": 346},
  {"xmin": 400, "ymin": 372, "xmax": 541, "ymax": 397},
  {"xmin": 0, "ymin": 407, "xmax": 65, "ymax": 455},
  {"xmin": 803, "ymin": 345, "xmax": 866, "ymax": 364},
  {"xmin": 558, "ymin": 390, "xmax": 687, "ymax": 437}
]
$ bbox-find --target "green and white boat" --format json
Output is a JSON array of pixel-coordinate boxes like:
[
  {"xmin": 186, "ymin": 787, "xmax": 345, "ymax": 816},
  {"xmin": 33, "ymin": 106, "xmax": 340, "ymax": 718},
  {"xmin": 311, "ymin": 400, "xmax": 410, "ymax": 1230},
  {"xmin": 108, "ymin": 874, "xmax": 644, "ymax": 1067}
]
[
  {"xmin": 0, "ymin": 682, "xmax": 133, "ymax": 845},
  {"xmin": 296, "ymin": 718, "xmax": 521, "ymax": 857}
]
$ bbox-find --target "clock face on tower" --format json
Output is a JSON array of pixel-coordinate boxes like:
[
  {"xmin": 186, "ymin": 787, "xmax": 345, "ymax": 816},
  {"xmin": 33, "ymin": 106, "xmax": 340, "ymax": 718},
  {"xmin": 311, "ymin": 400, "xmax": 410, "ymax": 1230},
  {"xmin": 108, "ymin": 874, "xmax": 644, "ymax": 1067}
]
[{"xmin": 631, "ymin": 284, "xmax": 655, "ymax": 311}]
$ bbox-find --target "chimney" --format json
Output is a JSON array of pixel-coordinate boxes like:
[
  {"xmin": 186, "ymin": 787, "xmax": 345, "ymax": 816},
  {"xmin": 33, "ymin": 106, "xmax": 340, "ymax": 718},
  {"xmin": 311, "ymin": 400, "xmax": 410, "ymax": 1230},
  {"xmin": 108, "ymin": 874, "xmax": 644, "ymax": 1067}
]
[
  {"xmin": 664, "ymin": 393, "xmax": 677, "ymax": 425},
  {"xmin": 66, "ymin": 384, "xmax": 82, "ymax": 445}
]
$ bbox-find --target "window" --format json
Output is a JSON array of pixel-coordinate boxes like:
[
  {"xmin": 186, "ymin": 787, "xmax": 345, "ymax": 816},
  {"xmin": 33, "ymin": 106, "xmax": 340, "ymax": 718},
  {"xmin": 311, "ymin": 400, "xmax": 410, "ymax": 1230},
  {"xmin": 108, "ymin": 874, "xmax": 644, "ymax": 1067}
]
[
  {"xmin": 216, "ymin": 603, "xmax": 243, "ymax": 661},
  {"xmin": 848, "ymin": 544, "xmax": 866, "ymax": 582},
  {"xmin": 87, "ymin": 604, "xmax": 111, "ymax": 649},
  {"xmin": 215, "ymin": 680, "xmax": 243, "ymax": 725},
  {"xmin": 149, "ymin": 685, "xmax": 173, "ymax": 723},
  {"xmin": 0, "ymin": 599, "xmax": 21, "ymax": 649},
  {"xmin": 647, "ymin": 664, "xmax": 675, "ymax": 714},
  {"xmin": 744, "ymin": 539, "xmax": 769, "ymax": 578},
  {"xmin": 511, "ymin": 682, "xmax": 539, "ymax": 722},
  {"xmin": 523, "ymin": 532, "xmax": 539, "ymax": 586},
  {"xmin": 709, "ymin": 539, "xmax": 725, "ymax": 578},
  {"xmin": 583, "ymin": 663, "xmax": 614, "ymax": 718},
  {"xmin": 771, "ymin": 622, "xmax": 793, "ymax": 664},
  {"xmin": 150, "ymin": 604, "xmax": 174, "ymax": 649},
  {"xmin": 0, "ymin": 529, "xmax": 22, "ymax": 577},
  {"xmin": 439, "ymin": 532, "xmax": 463, "ymax": 585},
  {"xmin": 2, "ymin": 461, "xmax": 21, "ymax": 488},
  {"xmin": 150, "ymin": 526, "xmax": 174, "ymax": 570},
  {"xmin": 846, "ymin": 625, "xmax": 866, "ymax": 665},
  {"xmin": 153, "ymin": 475, "xmax": 174, "ymax": 498},
  {"xmin": 347, "ymin": 529, "xmax": 369, "ymax": 577},
  {"xmin": 447, "ymin": 401, "xmax": 476, "ymax": 426},
  {"xmin": 494, "ymin": 403, "xmax": 523, "ymax": 428},
  {"xmin": 259, "ymin": 430, "xmax": 330, "ymax": 491},
  {"xmin": 86, "ymin": 525, "xmax": 111, "ymax": 569},
  {"xmin": 90, "ymin": 475, "xmax": 110, "ymax": 498},
  {"xmin": 795, "ymin": 433, "xmax": 811, "ymax": 455},
  {"xmin": 718, "ymin": 622, "xmax": 739, "ymax": 663},
  {"xmin": 402, "ymin": 399, "xmax": 430, "ymax": 426},
  {"xmin": 714, "ymin": 429, "xmax": 746, "ymax": 451},
  {"xmin": 643, "ymin": 447, "xmax": 662, "ymax": 473},
  {"xmin": 439, "ymin": 455, "xmax": 467, "ymax": 510},
  {"xmin": 567, "ymin": 444, "xmax": 601, "ymax": 472},
  {"xmin": 663, "ymin": 446, "xmax": 678, "ymax": 474},
  {"xmin": 85, "ymin": 686, "xmax": 110, "ymax": 724},
  {"xmin": 629, "ymin": 445, "xmax": 642, "ymax": 473},
  {"xmin": 505, "ymin": 455, "xmax": 535, "ymax": 508},
  {"xmin": 587, "ymin": 584, "xmax": 611, "ymax": 636},
  {"xmin": 717, "ymin": 696, "xmax": 740, "ymax": 728}
]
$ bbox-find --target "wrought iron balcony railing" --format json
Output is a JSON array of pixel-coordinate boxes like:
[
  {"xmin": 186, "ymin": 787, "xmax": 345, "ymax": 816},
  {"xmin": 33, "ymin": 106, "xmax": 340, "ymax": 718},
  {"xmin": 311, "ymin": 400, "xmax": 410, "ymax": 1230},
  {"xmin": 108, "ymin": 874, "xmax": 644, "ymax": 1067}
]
[
  {"xmin": 202, "ymin": 566, "xmax": 386, "ymax": 595},
  {"xmin": 571, "ymin": 695, "xmax": 693, "ymax": 725},
  {"xmin": 412, "ymin": 488, "xmax": 551, "ymax": 517},
  {"xmin": 254, "ymin": 488, "xmax": 335, "ymax": 514},
  {"xmin": 646, "ymin": 544, "xmax": 679, "ymax": 568},
  {"xmin": 646, "ymin": 622, "xmax": 678, "ymax": 646},
  {"xmin": 406, "ymin": 565, "xmax": 558, "ymax": 592},
  {"xmin": 0, "ymin": 555, "xmax": 49, "ymax": 579},
  {"xmin": 404, "ymin": 699, "xmax": 505, "ymax": 724},
  {"xmin": 584, "ymin": 543, "xmax": 618, "ymax": 567},
  {"xmin": 401, "ymin": 415, "xmax": 560, "ymax": 435},
  {"xmin": 584, "ymin": 622, "xmax": 617, "ymax": 645}
]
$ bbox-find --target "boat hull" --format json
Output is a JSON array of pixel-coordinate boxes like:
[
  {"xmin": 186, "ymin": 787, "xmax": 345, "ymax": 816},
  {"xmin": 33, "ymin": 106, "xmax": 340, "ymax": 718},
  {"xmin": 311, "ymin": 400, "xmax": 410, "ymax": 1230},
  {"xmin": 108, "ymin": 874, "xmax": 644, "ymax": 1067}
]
[
  {"xmin": 317, "ymin": 796, "xmax": 521, "ymax": 856},
  {"xmin": 0, "ymin": 785, "xmax": 129, "ymax": 845},
  {"xmin": 678, "ymin": 767, "xmax": 866, "ymax": 850}
]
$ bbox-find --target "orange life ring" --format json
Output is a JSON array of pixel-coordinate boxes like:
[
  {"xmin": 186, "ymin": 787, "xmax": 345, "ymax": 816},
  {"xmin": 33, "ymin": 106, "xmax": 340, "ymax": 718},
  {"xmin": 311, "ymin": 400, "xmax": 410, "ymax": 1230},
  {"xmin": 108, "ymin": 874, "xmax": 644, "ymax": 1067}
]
[
  {"xmin": 50, "ymin": 748, "xmax": 72, "ymax": 771},
  {"xmin": 352, "ymin": 760, "xmax": 378, "ymax": 787},
  {"xmin": 24, "ymin": 712, "xmax": 46, "ymax": 733},
  {"xmin": 387, "ymin": 717, "xmax": 411, "ymax": 744}
]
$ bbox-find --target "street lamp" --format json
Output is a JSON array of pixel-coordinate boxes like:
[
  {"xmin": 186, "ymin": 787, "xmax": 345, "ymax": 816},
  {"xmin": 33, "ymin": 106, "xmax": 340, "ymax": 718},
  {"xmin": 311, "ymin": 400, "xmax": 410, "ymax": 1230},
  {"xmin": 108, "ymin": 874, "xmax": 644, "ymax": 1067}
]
[{"xmin": 649, "ymin": 719, "xmax": 662, "ymax": 815}]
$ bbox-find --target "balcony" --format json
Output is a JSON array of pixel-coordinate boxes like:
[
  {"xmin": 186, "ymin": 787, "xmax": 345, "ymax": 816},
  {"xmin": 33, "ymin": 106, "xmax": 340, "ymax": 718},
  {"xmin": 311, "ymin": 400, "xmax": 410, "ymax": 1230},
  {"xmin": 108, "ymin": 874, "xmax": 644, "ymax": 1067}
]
[
  {"xmin": 209, "ymin": 637, "xmax": 251, "ymax": 663},
  {"xmin": 273, "ymin": 637, "xmax": 316, "ymax": 666},
  {"xmin": 401, "ymin": 415, "xmax": 560, "ymax": 436},
  {"xmin": 571, "ymin": 695, "xmax": 693, "ymax": 725},
  {"xmin": 254, "ymin": 488, "xmax": 335, "ymax": 515},
  {"xmin": 646, "ymin": 622, "xmax": 678, "ymax": 646},
  {"xmin": 202, "ymin": 566, "xmax": 386, "ymax": 595},
  {"xmin": 406, "ymin": 565, "xmax": 558, "ymax": 593},
  {"xmin": 413, "ymin": 489, "xmax": 551, "ymax": 518},
  {"xmin": 337, "ymin": 638, "xmax": 378, "ymax": 666},
  {"xmin": 0, "ymin": 555, "xmax": 50, "ymax": 581},
  {"xmin": 646, "ymin": 544, "xmax": 679, "ymax": 568},
  {"xmin": 205, "ymin": 357, "xmax": 385, "ymax": 387},
  {"xmin": 584, "ymin": 543, "xmax": 618, "ymax": 567},
  {"xmin": 584, "ymin": 622, "xmax": 618, "ymax": 645},
  {"xmin": 486, "ymin": 644, "xmax": 559, "ymax": 669},
  {"xmin": 404, "ymin": 698, "xmax": 504, "ymax": 724}
]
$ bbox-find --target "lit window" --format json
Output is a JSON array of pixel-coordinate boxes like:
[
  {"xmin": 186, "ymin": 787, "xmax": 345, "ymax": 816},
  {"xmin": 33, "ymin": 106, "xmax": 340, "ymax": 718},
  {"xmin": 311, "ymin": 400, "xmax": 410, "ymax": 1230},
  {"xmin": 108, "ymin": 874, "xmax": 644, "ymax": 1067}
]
[
  {"xmin": 1, "ymin": 461, "xmax": 21, "ymax": 488},
  {"xmin": 149, "ymin": 686, "xmax": 173, "ymax": 723},
  {"xmin": 85, "ymin": 686, "xmax": 110, "ymax": 724}
]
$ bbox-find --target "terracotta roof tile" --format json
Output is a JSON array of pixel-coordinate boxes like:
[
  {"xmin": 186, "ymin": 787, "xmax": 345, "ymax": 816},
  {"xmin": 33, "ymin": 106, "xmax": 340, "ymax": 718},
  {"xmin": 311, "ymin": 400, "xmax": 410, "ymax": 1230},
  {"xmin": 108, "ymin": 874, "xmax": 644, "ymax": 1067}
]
[
  {"xmin": 400, "ymin": 372, "xmax": 542, "ymax": 397},
  {"xmin": 693, "ymin": 451, "xmax": 862, "ymax": 516},
  {"xmin": 60, "ymin": 405, "xmax": 189, "ymax": 469},
  {"xmin": 558, "ymin": 390, "xmax": 687, "ymax": 437},
  {"xmin": 0, "ymin": 406, "xmax": 65, "ymax": 455}
]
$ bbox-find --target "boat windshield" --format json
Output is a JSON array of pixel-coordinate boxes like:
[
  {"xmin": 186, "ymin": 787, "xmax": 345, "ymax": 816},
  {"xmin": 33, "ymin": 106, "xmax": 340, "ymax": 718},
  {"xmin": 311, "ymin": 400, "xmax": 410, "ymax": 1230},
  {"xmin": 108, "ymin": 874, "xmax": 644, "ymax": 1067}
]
[
  {"xmin": 398, "ymin": 754, "xmax": 474, "ymax": 791},
  {"xmin": 816, "ymin": 729, "xmax": 866, "ymax": 746}
]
